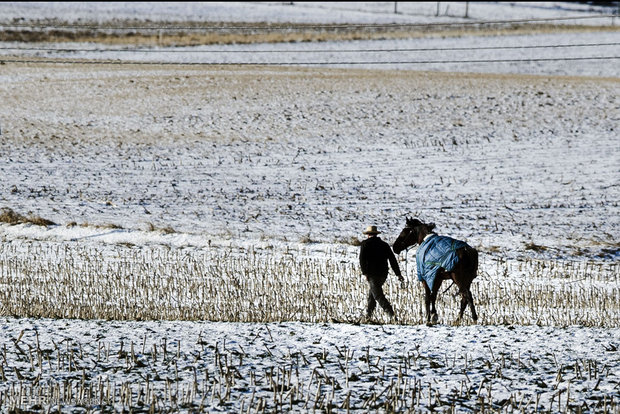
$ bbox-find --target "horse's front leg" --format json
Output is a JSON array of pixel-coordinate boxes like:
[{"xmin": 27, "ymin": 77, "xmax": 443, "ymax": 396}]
[
  {"xmin": 423, "ymin": 282, "xmax": 432, "ymax": 325},
  {"xmin": 427, "ymin": 277, "xmax": 443, "ymax": 325},
  {"xmin": 429, "ymin": 289, "xmax": 439, "ymax": 324}
]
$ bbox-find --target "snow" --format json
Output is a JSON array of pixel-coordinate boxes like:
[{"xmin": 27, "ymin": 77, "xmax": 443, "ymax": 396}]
[
  {"xmin": 0, "ymin": 1, "xmax": 618, "ymax": 77},
  {"xmin": 2, "ymin": 30, "xmax": 619, "ymax": 77},
  {"xmin": 0, "ymin": 2, "xmax": 617, "ymax": 24},
  {"xmin": 0, "ymin": 2, "xmax": 618, "ymax": 412},
  {"xmin": 1, "ymin": 66, "xmax": 616, "ymax": 261},
  {"xmin": 1, "ymin": 318, "xmax": 618, "ymax": 412}
]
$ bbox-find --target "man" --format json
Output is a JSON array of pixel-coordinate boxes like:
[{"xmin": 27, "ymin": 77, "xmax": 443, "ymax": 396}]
[{"xmin": 359, "ymin": 225, "xmax": 404, "ymax": 322}]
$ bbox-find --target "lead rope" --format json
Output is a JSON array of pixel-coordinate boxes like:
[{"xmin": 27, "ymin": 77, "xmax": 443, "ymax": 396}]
[{"xmin": 403, "ymin": 246, "xmax": 414, "ymax": 285}]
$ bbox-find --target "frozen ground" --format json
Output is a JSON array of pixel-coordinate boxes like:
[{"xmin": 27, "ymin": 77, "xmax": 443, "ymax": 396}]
[
  {"xmin": 0, "ymin": 318, "xmax": 618, "ymax": 412},
  {"xmin": 1, "ymin": 29, "xmax": 618, "ymax": 77},
  {"xmin": 1, "ymin": 1, "xmax": 619, "ymax": 78},
  {"xmin": 1, "ymin": 2, "xmax": 619, "ymax": 77},
  {"xmin": 0, "ymin": 2, "xmax": 619, "ymax": 412},
  {"xmin": 1, "ymin": 65, "xmax": 617, "ymax": 262},
  {"xmin": 0, "ymin": 2, "xmax": 617, "ymax": 25}
]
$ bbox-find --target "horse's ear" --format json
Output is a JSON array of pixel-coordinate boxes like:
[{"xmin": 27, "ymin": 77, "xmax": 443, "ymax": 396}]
[{"xmin": 428, "ymin": 222, "xmax": 436, "ymax": 231}]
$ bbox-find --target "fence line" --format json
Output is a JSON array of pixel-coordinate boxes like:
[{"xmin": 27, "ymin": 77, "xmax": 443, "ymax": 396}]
[
  {"xmin": 1, "ymin": 56, "xmax": 618, "ymax": 67},
  {"xmin": 2, "ymin": 42, "xmax": 618, "ymax": 54}
]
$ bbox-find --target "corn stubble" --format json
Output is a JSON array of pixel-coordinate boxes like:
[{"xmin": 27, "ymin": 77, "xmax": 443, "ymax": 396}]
[
  {"xmin": 0, "ymin": 241, "xmax": 617, "ymax": 412},
  {"xmin": 0, "ymin": 325, "xmax": 617, "ymax": 413},
  {"xmin": 0, "ymin": 242, "xmax": 617, "ymax": 327}
]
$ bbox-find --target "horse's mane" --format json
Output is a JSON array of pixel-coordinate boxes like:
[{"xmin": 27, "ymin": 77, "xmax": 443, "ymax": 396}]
[{"xmin": 407, "ymin": 217, "xmax": 436, "ymax": 232}]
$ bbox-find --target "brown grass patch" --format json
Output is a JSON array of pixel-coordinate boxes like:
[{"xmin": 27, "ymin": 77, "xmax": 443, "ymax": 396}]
[
  {"xmin": 145, "ymin": 222, "xmax": 175, "ymax": 234},
  {"xmin": 0, "ymin": 208, "xmax": 24, "ymax": 224},
  {"xmin": 524, "ymin": 242, "xmax": 548, "ymax": 252},
  {"xmin": 338, "ymin": 236, "xmax": 362, "ymax": 247},
  {"xmin": 1, "ymin": 20, "xmax": 616, "ymax": 46},
  {"xmin": 0, "ymin": 207, "xmax": 55, "ymax": 226},
  {"xmin": 97, "ymin": 223, "xmax": 124, "ymax": 230},
  {"xmin": 27, "ymin": 216, "xmax": 56, "ymax": 226},
  {"xmin": 483, "ymin": 245, "xmax": 503, "ymax": 253}
]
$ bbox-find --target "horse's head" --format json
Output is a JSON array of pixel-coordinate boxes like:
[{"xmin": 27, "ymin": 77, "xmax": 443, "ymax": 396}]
[{"xmin": 393, "ymin": 217, "xmax": 436, "ymax": 254}]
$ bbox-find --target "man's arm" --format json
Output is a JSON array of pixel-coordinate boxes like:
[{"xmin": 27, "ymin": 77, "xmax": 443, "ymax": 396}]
[
  {"xmin": 387, "ymin": 245, "xmax": 404, "ymax": 281},
  {"xmin": 359, "ymin": 242, "xmax": 369, "ymax": 275}
]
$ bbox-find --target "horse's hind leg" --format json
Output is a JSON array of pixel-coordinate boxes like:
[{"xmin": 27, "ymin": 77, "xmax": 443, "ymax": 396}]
[
  {"xmin": 466, "ymin": 289, "xmax": 478, "ymax": 322},
  {"xmin": 430, "ymin": 292, "xmax": 439, "ymax": 324},
  {"xmin": 457, "ymin": 288, "xmax": 478, "ymax": 322},
  {"xmin": 458, "ymin": 292, "xmax": 468, "ymax": 321}
]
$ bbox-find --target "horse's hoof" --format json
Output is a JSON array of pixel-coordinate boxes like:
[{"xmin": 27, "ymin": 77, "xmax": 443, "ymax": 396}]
[
  {"xmin": 431, "ymin": 313, "xmax": 439, "ymax": 324},
  {"xmin": 426, "ymin": 321, "xmax": 433, "ymax": 327}
]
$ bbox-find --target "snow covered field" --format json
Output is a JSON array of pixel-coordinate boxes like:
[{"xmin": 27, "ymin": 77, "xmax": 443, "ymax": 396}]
[
  {"xmin": 0, "ymin": 2, "xmax": 619, "ymax": 412},
  {"xmin": 1, "ymin": 319, "xmax": 618, "ymax": 412}
]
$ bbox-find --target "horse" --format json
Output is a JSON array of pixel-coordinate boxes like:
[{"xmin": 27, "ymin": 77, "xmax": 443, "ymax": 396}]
[{"xmin": 393, "ymin": 217, "xmax": 478, "ymax": 325}]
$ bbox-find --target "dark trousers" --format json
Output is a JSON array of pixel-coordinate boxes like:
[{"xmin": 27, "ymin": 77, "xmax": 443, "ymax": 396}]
[{"xmin": 366, "ymin": 274, "xmax": 394, "ymax": 317}]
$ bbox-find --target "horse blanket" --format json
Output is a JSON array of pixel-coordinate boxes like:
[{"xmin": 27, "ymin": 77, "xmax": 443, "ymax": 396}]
[{"xmin": 416, "ymin": 234, "xmax": 469, "ymax": 292}]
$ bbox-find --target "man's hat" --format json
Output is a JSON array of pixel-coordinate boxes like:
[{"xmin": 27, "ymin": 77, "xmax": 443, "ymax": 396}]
[{"xmin": 363, "ymin": 225, "xmax": 381, "ymax": 235}]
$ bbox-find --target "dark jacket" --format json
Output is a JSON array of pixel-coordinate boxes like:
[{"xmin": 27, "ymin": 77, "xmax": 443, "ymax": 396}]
[{"xmin": 359, "ymin": 236, "xmax": 401, "ymax": 278}]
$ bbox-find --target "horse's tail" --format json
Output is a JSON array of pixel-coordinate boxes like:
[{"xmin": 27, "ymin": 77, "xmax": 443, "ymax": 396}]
[{"xmin": 470, "ymin": 247, "xmax": 479, "ymax": 280}]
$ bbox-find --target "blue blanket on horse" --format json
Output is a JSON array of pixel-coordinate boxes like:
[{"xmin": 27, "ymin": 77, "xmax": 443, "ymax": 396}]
[{"xmin": 416, "ymin": 234, "xmax": 469, "ymax": 292}]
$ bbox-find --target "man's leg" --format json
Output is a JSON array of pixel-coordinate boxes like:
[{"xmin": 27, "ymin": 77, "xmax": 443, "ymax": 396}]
[
  {"xmin": 366, "ymin": 289, "xmax": 377, "ymax": 319},
  {"xmin": 368, "ymin": 276, "xmax": 394, "ymax": 317}
]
